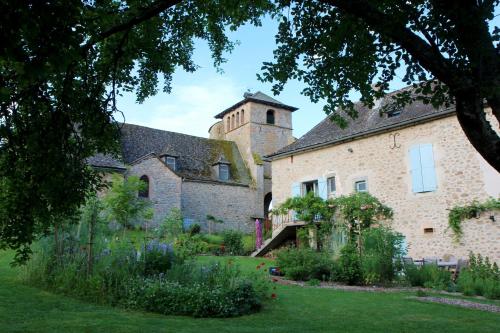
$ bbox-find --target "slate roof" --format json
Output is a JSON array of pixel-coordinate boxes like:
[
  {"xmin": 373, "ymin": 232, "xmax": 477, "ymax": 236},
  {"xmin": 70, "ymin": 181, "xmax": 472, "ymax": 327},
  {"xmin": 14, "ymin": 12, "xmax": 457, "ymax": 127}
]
[
  {"xmin": 87, "ymin": 153, "xmax": 127, "ymax": 171},
  {"xmin": 215, "ymin": 91, "xmax": 298, "ymax": 119},
  {"xmin": 268, "ymin": 90, "xmax": 456, "ymax": 159},
  {"xmin": 119, "ymin": 124, "xmax": 252, "ymax": 186}
]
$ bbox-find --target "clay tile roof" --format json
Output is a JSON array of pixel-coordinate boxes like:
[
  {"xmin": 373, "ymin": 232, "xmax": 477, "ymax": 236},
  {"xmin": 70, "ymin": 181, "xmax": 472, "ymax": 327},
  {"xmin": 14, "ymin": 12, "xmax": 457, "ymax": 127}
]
[
  {"xmin": 119, "ymin": 124, "xmax": 251, "ymax": 185},
  {"xmin": 214, "ymin": 91, "xmax": 298, "ymax": 119},
  {"xmin": 267, "ymin": 88, "xmax": 455, "ymax": 159}
]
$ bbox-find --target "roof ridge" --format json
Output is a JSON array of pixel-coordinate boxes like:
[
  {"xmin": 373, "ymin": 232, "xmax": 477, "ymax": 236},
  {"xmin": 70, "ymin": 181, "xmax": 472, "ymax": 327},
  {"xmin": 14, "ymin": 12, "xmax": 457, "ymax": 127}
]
[{"xmin": 122, "ymin": 122, "xmax": 233, "ymax": 143}]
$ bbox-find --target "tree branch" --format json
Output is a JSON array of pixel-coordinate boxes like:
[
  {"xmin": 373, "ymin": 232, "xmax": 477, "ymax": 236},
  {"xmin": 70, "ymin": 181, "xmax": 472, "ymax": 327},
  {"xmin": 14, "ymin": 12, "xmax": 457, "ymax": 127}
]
[
  {"xmin": 319, "ymin": 0, "xmax": 471, "ymax": 91},
  {"xmin": 82, "ymin": 0, "xmax": 182, "ymax": 52}
]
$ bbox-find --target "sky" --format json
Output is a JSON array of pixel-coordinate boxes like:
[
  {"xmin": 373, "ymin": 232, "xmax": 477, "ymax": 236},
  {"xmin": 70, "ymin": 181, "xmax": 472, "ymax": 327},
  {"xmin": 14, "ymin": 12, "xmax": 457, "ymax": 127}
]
[{"xmin": 118, "ymin": 11, "xmax": 500, "ymax": 139}]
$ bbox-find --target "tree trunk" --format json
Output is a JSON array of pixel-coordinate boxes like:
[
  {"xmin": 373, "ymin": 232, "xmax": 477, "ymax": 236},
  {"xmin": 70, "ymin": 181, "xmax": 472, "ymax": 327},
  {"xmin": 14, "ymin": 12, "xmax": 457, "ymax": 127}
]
[
  {"xmin": 87, "ymin": 210, "xmax": 96, "ymax": 276},
  {"xmin": 454, "ymin": 90, "xmax": 500, "ymax": 171}
]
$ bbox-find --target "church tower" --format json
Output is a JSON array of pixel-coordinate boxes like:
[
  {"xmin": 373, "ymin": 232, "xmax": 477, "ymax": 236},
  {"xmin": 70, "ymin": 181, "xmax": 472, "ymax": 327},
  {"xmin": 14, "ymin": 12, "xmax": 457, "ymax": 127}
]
[{"xmin": 209, "ymin": 91, "xmax": 297, "ymax": 218}]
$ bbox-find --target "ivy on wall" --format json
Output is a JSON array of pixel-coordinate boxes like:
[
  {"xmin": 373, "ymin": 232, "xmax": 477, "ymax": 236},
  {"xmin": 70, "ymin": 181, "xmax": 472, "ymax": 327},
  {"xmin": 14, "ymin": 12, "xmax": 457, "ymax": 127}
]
[{"xmin": 448, "ymin": 198, "xmax": 500, "ymax": 242}]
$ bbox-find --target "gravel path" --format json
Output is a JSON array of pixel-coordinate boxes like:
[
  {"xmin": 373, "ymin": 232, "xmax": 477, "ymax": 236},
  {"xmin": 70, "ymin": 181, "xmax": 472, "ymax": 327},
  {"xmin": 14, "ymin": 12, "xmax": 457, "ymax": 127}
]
[{"xmin": 411, "ymin": 296, "xmax": 500, "ymax": 313}]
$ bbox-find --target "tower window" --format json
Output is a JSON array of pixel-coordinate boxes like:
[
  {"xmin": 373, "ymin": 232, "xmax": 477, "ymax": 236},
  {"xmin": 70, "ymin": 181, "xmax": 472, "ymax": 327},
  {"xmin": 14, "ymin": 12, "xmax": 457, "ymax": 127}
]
[
  {"xmin": 232, "ymin": 114, "xmax": 235, "ymax": 129},
  {"xmin": 241, "ymin": 109, "xmax": 244, "ymax": 124},
  {"xmin": 236, "ymin": 112, "xmax": 240, "ymax": 127},
  {"xmin": 266, "ymin": 109, "xmax": 275, "ymax": 125},
  {"xmin": 219, "ymin": 164, "xmax": 229, "ymax": 181},
  {"xmin": 227, "ymin": 117, "xmax": 230, "ymax": 131},
  {"xmin": 138, "ymin": 175, "xmax": 150, "ymax": 198}
]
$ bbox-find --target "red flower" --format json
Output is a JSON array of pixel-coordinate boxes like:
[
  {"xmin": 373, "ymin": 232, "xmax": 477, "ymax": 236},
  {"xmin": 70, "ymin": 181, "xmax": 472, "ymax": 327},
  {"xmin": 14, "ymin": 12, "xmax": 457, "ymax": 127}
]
[
  {"xmin": 256, "ymin": 265, "xmax": 261, "ymax": 270},
  {"xmin": 271, "ymin": 293, "xmax": 277, "ymax": 299},
  {"xmin": 261, "ymin": 262, "xmax": 266, "ymax": 266},
  {"xmin": 272, "ymin": 278, "xmax": 278, "ymax": 282}
]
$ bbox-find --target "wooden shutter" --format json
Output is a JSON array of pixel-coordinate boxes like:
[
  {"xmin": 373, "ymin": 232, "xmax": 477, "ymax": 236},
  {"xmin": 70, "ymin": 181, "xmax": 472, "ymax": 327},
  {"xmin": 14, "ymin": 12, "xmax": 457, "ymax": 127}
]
[
  {"xmin": 291, "ymin": 182, "xmax": 301, "ymax": 197},
  {"xmin": 410, "ymin": 144, "xmax": 437, "ymax": 193},
  {"xmin": 318, "ymin": 178, "xmax": 328, "ymax": 200},
  {"xmin": 419, "ymin": 144, "xmax": 437, "ymax": 192}
]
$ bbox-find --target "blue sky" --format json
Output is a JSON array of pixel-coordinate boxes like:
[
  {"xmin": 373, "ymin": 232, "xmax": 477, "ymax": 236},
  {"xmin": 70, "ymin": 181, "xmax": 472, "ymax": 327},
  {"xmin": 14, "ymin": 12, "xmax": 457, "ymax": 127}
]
[{"xmin": 118, "ymin": 12, "xmax": 500, "ymax": 139}]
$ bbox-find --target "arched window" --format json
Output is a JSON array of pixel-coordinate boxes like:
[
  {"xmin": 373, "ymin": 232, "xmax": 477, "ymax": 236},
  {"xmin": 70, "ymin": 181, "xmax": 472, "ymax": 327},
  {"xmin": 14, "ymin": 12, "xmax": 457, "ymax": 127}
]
[
  {"xmin": 227, "ymin": 117, "xmax": 230, "ymax": 132},
  {"xmin": 232, "ymin": 114, "xmax": 235, "ymax": 129},
  {"xmin": 138, "ymin": 175, "xmax": 149, "ymax": 198},
  {"xmin": 236, "ymin": 112, "xmax": 240, "ymax": 127},
  {"xmin": 241, "ymin": 109, "xmax": 245, "ymax": 124},
  {"xmin": 266, "ymin": 109, "xmax": 275, "ymax": 125}
]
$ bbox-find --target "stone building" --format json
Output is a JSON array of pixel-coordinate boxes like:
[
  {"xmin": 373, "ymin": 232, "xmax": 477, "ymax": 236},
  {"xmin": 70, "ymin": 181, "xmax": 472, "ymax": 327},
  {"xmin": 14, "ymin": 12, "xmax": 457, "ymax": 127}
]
[
  {"xmin": 266, "ymin": 88, "xmax": 500, "ymax": 262},
  {"xmin": 89, "ymin": 92, "xmax": 297, "ymax": 232}
]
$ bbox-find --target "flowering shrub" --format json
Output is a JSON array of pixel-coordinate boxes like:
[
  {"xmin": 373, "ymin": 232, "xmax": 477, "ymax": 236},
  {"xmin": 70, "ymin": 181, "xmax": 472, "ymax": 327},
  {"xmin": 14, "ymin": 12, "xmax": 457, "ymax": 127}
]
[{"xmin": 141, "ymin": 240, "xmax": 175, "ymax": 276}]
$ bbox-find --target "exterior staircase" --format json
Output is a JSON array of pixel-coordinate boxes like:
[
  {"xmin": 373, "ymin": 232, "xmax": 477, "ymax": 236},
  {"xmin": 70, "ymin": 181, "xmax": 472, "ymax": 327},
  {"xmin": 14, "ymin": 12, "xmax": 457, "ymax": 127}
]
[{"xmin": 250, "ymin": 221, "xmax": 306, "ymax": 257}]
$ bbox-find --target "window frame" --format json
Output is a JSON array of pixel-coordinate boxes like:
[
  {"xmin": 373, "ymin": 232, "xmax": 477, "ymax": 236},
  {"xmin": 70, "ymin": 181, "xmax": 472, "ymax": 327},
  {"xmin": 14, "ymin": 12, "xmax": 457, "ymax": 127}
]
[
  {"xmin": 165, "ymin": 156, "xmax": 176, "ymax": 171},
  {"xmin": 138, "ymin": 175, "xmax": 150, "ymax": 198},
  {"xmin": 301, "ymin": 180, "xmax": 318, "ymax": 196},
  {"xmin": 354, "ymin": 179, "xmax": 367, "ymax": 193},
  {"xmin": 327, "ymin": 176, "xmax": 336, "ymax": 196}
]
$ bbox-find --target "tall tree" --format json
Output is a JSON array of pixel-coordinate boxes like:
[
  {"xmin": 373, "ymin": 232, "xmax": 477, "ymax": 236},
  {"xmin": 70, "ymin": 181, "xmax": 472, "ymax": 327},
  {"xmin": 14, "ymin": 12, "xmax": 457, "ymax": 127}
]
[{"xmin": 1, "ymin": 0, "xmax": 498, "ymax": 262}]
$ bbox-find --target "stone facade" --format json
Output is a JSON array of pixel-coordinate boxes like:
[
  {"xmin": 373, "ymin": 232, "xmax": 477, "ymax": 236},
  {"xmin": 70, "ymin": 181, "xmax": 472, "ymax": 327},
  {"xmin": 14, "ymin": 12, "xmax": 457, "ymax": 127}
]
[
  {"xmin": 181, "ymin": 180, "xmax": 256, "ymax": 233},
  {"xmin": 128, "ymin": 156, "xmax": 182, "ymax": 225},
  {"xmin": 271, "ymin": 114, "xmax": 500, "ymax": 263}
]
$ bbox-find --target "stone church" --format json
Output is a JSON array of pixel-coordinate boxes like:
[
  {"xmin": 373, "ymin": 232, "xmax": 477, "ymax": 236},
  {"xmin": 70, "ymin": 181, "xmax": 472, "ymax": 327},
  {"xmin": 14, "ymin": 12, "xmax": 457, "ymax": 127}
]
[{"xmin": 89, "ymin": 92, "xmax": 297, "ymax": 232}]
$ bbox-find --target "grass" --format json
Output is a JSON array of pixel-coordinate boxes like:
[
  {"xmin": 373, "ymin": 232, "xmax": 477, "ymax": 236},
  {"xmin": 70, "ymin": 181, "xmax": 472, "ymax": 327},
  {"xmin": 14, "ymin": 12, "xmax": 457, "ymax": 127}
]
[{"xmin": 1, "ymin": 251, "xmax": 500, "ymax": 333}]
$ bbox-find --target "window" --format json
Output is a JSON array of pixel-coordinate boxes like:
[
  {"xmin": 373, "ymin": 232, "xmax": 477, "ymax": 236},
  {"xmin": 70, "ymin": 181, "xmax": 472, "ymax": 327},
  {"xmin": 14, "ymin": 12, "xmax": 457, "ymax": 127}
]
[
  {"xmin": 165, "ymin": 156, "xmax": 176, "ymax": 171},
  {"xmin": 236, "ymin": 112, "xmax": 240, "ymax": 127},
  {"xmin": 355, "ymin": 180, "xmax": 367, "ymax": 192},
  {"xmin": 219, "ymin": 164, "xmax": 229, "ymax": 181},
  {"xmin": 232, "ymin": 114, "xmax": 235, "ymax": 129},
  {"xmin": 302, "ymin": 180, "xmax": 318, "ymax": 196},
  {"xmin": 266, "ymin": 109, "xmax": 275, "ymax": 124},
  {"xmin": 410, "ymin": 144, "xmax": 437, "ymax": 193},
  {"xmin": 387, "ymin": 109, "xmax": 402, "ymax": 118},
  {"xmin": 241, "ymin": 109, "xmax": 244, "ymax": 124},
  {"xmin": 138, "ymin": 175, "xmax": 149, "ymax": 198},
  {"xmin": 327, "ymin": 176, "xmax": 336, "ymax": 195},
  {"xmin": 227, "ymin": 117, "xmax": 230, "ymax": 131}
]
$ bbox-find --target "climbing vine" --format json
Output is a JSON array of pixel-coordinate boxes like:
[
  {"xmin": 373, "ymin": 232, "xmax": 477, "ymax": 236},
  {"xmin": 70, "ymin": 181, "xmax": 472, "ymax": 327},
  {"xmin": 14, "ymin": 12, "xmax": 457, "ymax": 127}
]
[{"xmin": 448, "ymin": 198, "xmax": 500, "ymax": 241}]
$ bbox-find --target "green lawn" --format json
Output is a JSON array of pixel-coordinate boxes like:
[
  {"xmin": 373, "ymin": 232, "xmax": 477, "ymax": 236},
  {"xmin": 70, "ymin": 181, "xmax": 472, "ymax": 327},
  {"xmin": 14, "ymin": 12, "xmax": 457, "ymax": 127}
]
[{"xmin": 1, "ymin": 251, "xmax": 499, "ymax": 333}]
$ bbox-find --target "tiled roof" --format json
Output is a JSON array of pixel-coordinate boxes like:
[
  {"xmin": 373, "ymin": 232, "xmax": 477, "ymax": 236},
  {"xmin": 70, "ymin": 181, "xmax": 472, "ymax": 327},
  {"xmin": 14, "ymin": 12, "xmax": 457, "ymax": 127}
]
[
  {"xmin": 87, "ymin": 153, "xmax": 126, "ymax": 171},
  {"xmin": 119, "ymin": 124, "xmax": 252, "ymax": 185},
  {"xmin": 215, "ymin": 91, "xmax": 298, "ymax": 119},
  {"xmin": 268, "ymin": 90, "xmax": 456, "ymax": 158}
]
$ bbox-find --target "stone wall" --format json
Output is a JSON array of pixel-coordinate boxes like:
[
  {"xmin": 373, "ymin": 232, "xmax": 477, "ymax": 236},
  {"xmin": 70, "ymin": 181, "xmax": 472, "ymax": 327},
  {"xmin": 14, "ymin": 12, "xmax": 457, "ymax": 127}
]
[
  {"xmin": 272, "ymin": 114, "xmax": 500, "ymax": 263},
  {"xmin": 128, "ymin": 156, "xmax": 182, "ymax": 226},
  {"xmin": 181, "ymin": 180, "xmax": 256, "ymax": 233}
]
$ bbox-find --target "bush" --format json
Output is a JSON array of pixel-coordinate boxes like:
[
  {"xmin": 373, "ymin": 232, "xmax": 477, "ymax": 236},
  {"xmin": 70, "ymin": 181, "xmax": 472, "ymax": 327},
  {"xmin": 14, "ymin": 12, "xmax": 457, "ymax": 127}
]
[
  {"xmin": 223, "ymin": 230, "xmax": 244, "ymax": 256},
  {"xmin": 337, "ymin": 243, "xmax": 362, "ymax": 285},
  {"xmin": 141, "ymin": 240, "xmax": 175, "ymax": 276},
  {"xmin": 361, "ymin": 227, "xmax": 405, "ymax": 285},
  {"xmin": 173, "ymin": 234, "xmax": 208, "ymax": 259},
  {"xmin": 456, "ymin": 253, "xmax": 500, "ymax": 299},
  {"xmin": 276, "ymin": 247, "xmax": 333, "ymax": 281},
  {"xmin": 25, "ymin": 236, "xmax": 270, "ymax": 317},
  {"xmin": 403, "ymin": 263, "xmax": 452, "ymax": 290}
]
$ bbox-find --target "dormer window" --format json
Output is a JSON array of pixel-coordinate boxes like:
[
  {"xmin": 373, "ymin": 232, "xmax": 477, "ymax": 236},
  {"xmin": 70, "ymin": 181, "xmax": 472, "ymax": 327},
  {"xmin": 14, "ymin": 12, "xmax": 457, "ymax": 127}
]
[
  {"xmin": 387, "ymin": 109, "xmax": 402, "ymax": 118},
  {"xmin": 165, "ymin": 156, "xmax": 176, "ymax": 171},
  {"xmin": 266, "ymin": 109, "xmax": 275, "ymax": 124},
  {"xmin": 219, "ymin": 164, "xmax": 229, "ymax": 181}
]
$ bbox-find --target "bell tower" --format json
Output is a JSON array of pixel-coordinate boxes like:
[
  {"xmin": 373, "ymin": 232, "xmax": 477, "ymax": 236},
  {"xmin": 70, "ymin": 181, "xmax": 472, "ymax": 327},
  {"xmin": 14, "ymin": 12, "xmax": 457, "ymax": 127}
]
[{"xmin": 209, "ymin": 91, "xmax": 297, "ymax": 218}]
